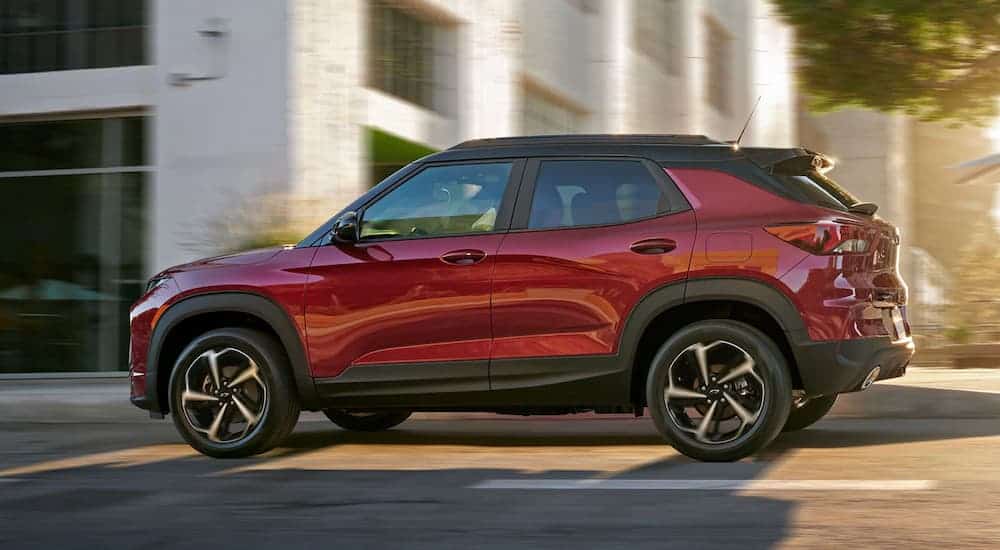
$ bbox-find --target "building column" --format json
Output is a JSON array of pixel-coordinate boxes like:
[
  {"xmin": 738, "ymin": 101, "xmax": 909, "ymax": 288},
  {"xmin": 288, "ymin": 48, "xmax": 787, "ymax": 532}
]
[{"xmin": 288, "ymin": 0, "xmax": 367, "ymax": 219}]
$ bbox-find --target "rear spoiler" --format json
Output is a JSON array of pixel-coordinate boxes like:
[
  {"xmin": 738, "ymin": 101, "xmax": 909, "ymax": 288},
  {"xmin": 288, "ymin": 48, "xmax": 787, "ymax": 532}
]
[{"xmin": 742, "ymin": 147, "xmax": 835, "ymax": 174}]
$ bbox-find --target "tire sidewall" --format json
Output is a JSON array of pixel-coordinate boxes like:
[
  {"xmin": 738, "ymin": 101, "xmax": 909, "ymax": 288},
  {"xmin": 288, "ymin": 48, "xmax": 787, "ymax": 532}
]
[
  {"xmin": 169, "ymin": 328, "xmax": 291, "ymax": 458},
  {"xmin": 324, "ymin": 409, "xmax": 412, "ymax": 432},
  {"xmin": 783, "ymin": 394, "xmax": 838, "ymax": 432},
  {"xmin": 646, "ymin": 320, "xmax": 792, "ymax": 462}
]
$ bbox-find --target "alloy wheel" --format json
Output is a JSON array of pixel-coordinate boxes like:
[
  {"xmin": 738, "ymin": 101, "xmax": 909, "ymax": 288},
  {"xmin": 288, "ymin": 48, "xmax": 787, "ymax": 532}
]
[
  {"xmin": 663, "ymin": 340, "xmax": 765, "ymax": 445},
  {"xmin": 179, "ymin": 347, "xmax": 269, "ymax": 444}
]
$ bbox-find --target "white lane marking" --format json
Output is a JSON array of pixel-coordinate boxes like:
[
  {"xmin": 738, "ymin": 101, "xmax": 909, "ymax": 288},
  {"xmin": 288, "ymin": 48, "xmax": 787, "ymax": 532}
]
[{"xmin": 471, "ymin": 479, "xmax": 937, "ymax": 491}]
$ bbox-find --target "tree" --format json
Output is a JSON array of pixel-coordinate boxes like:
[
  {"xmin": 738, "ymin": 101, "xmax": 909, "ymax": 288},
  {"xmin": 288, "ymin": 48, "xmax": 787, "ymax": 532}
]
[
  {"xmin": 950, "ymin": 218, "xmax": 1000, "ymax": 333},
  {"xmin": 772, "ymin": 0, "xmax": 1000, "ymax": 123}
]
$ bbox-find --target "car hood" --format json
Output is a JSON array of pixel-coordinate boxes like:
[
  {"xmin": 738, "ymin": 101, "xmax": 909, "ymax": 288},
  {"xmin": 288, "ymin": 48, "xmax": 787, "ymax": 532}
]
[{"xmin": 162, "ymin": 246, "xmax": 289, "ymax": 275}]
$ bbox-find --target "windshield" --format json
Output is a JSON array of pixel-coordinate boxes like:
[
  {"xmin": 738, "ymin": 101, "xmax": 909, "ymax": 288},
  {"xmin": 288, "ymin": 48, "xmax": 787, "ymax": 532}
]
[{"xmin": 774, "ymin": 171, "xmax": 860, "ymax": 211}]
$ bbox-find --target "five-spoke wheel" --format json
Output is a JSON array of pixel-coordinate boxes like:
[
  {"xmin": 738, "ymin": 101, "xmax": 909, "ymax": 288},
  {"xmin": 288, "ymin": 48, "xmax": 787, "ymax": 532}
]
[
  {"xmin": 647, "ymin": 320, "xmax": 792, "ymax": 461},
  {"xmin": 179, "ymin": 347, "xmax": 267, "ymax": 444},
  {"xmin": 169, "ymin": 328, "xmax": 300, "ymax": 458},
  {"xmin": 663, "ymin": 340, "xmax": 765, "ymax": 445}
]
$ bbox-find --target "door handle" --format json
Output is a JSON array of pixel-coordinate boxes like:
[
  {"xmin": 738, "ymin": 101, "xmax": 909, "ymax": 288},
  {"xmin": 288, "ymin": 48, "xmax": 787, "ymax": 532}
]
[
  {"xmin": 630, "ymin": 238, "xmax": 677, "ymax": 255},
  {"xmin": 440, "ymin": 249, "xmax": 487, "ymax": 265}
]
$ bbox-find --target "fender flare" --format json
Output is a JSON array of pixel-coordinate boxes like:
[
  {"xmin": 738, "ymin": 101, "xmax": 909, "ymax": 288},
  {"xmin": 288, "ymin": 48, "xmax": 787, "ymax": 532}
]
[
  {"xmin": 618, "ymin": 277, "xmax": 807, "ymax": 399},
  {"xmin": 681, "ymin": 277, "xmax": 806, "ymax": 335},
  {"xmin": 145, "ymin": 292, "xmax": 318, "ymax": 413}
]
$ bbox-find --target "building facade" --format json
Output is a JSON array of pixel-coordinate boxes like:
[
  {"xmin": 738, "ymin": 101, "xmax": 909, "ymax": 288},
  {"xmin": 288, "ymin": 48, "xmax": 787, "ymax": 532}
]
[{"xmin": 0, "ymin": 0, "xmax": 795, "ymax": 373}]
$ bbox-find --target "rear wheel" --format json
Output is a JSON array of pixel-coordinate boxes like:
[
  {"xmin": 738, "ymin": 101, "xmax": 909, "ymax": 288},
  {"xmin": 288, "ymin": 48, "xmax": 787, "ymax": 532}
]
[
  {"xmin": 646, "ymin": 320, "xmax": 792, "ymax": 462},
  {"xmin": 324, "ymin": 409, "xmax": 412, "ymax": 432},
  {"xmin": 169, "ymin": 328, "xmax": 300, "ymax": 458},
  {"xmin": 783, "ymin": 394, "xmax": 837, "ymax": 432}
]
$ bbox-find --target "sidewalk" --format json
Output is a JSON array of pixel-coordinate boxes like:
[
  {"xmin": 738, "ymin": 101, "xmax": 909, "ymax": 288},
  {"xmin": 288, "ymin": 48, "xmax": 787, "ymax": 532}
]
[{"xmin": 2, "ymin": 367, "xmax": 999, "ymax": 423}]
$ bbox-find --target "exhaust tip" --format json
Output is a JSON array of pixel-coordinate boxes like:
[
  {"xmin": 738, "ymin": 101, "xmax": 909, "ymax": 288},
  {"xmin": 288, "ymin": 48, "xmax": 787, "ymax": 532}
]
[{"xmin": 861, "ymin": 366, "xmax": 881, "ymax": 390}]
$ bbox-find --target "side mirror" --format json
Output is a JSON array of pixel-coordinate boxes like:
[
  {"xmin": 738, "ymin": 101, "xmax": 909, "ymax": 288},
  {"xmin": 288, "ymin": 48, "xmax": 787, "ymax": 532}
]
[{"xmin": 331, "ymin": 211, "xmax": 359, "ymax": 243}]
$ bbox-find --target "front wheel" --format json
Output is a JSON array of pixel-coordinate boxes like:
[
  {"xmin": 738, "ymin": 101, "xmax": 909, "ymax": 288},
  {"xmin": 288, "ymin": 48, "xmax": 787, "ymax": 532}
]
[
  {"xmin": 169, "ymin": 328, "xmax": 300, "ymax": 458},
  {"xmin": 783, "ymin": 394, "xmax": 837, "ymax": 432},
  {"xmin": 646, "ymin": 320, "xmax": 792, "ymax": 462},
  {"xmin": 324, "ymin": 409, "xmax": 412, "ymax": 432}
]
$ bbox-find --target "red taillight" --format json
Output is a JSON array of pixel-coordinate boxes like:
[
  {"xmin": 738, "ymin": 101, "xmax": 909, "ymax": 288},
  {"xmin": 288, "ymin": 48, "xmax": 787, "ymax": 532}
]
[{"xmin": 764, "ymin": 221, "xmax": 871, "ymax": 255}]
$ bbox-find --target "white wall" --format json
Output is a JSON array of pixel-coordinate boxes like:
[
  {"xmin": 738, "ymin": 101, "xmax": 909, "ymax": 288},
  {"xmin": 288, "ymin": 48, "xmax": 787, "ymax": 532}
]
[
  {"xmin": 0, "ymin": 66, "xmax": 154, "ymax": 117},
  {"xmin": 152, "ymin": 0, "xmax": 290, "ymax": 271}
]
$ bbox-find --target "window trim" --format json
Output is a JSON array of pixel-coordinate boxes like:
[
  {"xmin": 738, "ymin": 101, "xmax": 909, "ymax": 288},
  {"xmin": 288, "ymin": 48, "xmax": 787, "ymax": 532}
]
[
  {"xmin": 345, "ymin": 158, "xmax": 527, "ymax": 244},
  {"xmin": 509, "ymin": 156, "xmax": 691, "ymax": 233}
]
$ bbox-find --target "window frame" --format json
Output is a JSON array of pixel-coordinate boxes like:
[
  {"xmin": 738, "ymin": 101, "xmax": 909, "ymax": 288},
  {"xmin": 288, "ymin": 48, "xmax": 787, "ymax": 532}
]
[
  {"xmin": 350, "ymin": 158, "xmax": 527, "ymax": 244},
  {"xmin": 509, "ymin": 156, "xmax": 691, "ymax": 233}
]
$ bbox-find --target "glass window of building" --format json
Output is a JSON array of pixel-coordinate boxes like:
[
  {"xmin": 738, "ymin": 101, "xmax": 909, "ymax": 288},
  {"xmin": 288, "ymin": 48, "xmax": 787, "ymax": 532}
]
[
  {"xmin": 0, "ymin": 0, "xmax": 148, "ymax": 74},
  {"xmin": 367, "ymin": 0, "xmax": 438, "ymax": 110},
  {"xmin": 521, "ymin": 86, "xmax": 584, "ymax": 136},
  {"xmin": 633, "ymin": 0, "xmax": 681, "ymax": 75},
  {"xmin": 0, "ymin": 116, "xmax": 149, "ymax": 373},
  {"xmin": 705, "ymin": 16, "xmax": 732, "ymax": 114}
]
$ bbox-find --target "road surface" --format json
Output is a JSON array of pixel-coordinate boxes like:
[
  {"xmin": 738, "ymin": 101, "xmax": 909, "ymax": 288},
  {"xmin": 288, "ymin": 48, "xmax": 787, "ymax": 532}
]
[{"xmin": 1, "ymin": 413, "xmax": 999, "ymax": 548}]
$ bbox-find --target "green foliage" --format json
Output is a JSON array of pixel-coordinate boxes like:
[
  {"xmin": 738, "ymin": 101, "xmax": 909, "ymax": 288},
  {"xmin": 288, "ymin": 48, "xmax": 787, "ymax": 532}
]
[
  {"xmin": 772, "ymin": 0, "xmax": 1000, "ymax": 123},
  {"xmin": 944, "ymin": 325, "xmax": 972, "ymax": 345},
  {"xmin": 950, "ymin": 219, "xmax": 1000, "ymax": 330}
]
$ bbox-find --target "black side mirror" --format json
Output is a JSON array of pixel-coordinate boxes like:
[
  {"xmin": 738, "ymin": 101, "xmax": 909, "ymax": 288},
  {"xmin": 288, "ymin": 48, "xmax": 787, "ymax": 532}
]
[{"xmin": 332, "ymin": 211, "xmax": 359, "ymax": 243}]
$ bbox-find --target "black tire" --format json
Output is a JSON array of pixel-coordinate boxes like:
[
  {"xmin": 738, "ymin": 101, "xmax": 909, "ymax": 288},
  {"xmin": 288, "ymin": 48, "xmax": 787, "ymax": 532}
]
[
  {"xmin": 783, "ymin": 394, "xmax": 837, "ymax": 432},
  {"xmin": 324, "ymin": 409, "xmax": 412, "ymax": 432},
  {"xmin": 646, "ymin": 320, "xmax": 792, "ymax": 462},
  {"xmin": 169, "ymin": 328, "xmax": 300, "ymax": 458}
]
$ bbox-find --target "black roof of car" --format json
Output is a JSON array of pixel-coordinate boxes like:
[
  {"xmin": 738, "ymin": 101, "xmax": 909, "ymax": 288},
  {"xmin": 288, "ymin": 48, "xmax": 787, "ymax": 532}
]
[
  {"xmin": 423, "ymin": 134, "xmax": 806, "ymax": 165},
  {"xmin": 450, "ymin": 134, "xmax": 723, "ymax": 149}
]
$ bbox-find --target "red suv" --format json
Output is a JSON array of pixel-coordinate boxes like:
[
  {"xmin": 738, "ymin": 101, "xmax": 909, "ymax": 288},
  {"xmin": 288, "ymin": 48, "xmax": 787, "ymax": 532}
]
[{"xmin": 129, "ymin": 135, "xmax": 913, "ymax": 462}]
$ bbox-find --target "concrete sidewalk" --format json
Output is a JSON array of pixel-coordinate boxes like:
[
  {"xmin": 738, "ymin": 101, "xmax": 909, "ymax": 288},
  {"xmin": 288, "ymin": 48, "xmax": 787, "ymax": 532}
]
[{"xmin": 1, "ymin": 367, "xmax": 999, "ymax": 423}]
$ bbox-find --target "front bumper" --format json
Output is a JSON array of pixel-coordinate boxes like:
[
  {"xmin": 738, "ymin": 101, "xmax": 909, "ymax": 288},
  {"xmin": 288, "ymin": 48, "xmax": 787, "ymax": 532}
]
[{"xmin": 791, "ymin": 334, "xmax": 914, "ymax": 396}]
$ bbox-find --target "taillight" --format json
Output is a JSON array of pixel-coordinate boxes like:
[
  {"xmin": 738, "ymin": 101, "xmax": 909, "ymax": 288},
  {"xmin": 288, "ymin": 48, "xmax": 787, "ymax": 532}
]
[{"xmin": 764, "ymin": 221, "xmax": 871, "ymax": 255}]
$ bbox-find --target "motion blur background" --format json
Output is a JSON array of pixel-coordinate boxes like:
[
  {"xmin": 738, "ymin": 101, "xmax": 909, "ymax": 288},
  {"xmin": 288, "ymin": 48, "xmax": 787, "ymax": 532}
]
[{"xmin": 1, "ymin": 0, "xmax": 998, "ymax": 375}]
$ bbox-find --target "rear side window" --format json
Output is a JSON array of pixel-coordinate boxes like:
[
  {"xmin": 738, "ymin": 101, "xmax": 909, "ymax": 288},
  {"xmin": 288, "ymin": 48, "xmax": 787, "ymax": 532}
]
[
  {"xmin": 774, "ymin": 172, "xmax": 860, "ymax": 211},
  {"xmin": 528, "ymin": 160, "xmax": 668, "ymax": 229}
]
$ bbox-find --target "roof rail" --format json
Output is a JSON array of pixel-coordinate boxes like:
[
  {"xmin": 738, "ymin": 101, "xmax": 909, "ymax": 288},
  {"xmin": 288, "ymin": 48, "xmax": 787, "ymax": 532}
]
[{"xmin": 449, "ymin": 134, "xmax": 723, "ymax": 150}]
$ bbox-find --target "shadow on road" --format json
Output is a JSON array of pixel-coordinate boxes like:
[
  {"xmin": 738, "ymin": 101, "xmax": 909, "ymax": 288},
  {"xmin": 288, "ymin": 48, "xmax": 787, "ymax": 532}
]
[{"xmin": 1, "ymin": 384, "xmax": 998, "ymax": 548}]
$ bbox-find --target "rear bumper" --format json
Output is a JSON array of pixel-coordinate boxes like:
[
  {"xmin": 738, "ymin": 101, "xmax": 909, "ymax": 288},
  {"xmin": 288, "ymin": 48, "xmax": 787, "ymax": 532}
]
[{"xmin": 791, "ymin": 334, "xmax": 914, "ymax": 396}]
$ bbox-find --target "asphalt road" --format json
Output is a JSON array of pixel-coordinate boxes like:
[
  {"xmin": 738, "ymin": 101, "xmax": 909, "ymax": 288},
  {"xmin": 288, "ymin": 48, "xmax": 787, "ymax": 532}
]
[{"xmin": 2, "ymin": 414, "xmax": 999, "ymax": 549}]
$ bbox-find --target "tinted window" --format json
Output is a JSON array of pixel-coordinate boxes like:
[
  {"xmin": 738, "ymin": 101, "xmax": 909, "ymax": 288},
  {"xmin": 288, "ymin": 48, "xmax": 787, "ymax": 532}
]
[
  {"xmin": 774, "ymin": 172, "xmax": 860, "ymax": 211},
  {"xmin": 0, "ymin": 0, "xmax": 148, "ymax": 74},
  {"xmin": 528, "ymin": 160, "xmax": 666, "ymax": 229},
  {"xmin": 361, "ymin": 162, "xmax": 512, "ymax": 239},
  {"xmin": 0, "ymin": 117, "xmax": 147, "ymax": 171}
]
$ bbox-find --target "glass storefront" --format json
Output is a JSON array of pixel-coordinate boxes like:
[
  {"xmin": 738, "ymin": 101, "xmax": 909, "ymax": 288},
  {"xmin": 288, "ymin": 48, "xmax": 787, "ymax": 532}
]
[
  {"xmin": 0, "ymin": 0, "xmax": 147, "ymax": 74},
  {"xmin": 0, "ymin": 116, "xmax": 148, "ymax": 373}
]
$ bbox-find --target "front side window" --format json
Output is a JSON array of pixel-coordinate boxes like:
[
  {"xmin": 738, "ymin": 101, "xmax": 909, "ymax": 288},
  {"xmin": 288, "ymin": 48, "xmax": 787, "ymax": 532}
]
[
  {"xmin": 528, "ymin": 160, "xmax": 667, "ymax": 229},
  {"xmin": 360, "ymin": 162, "xmax": 513, "ymax": 239}
]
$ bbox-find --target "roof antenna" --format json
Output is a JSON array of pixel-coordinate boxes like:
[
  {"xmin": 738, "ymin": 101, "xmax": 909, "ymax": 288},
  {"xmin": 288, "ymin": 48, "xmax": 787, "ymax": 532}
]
[{"xmin": 730, "ymin": 95, "xmax": 762, "ymax": 151}]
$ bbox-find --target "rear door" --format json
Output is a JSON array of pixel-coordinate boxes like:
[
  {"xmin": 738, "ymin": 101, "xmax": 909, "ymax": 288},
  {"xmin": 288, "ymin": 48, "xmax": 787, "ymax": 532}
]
[{"xmin": 490, "ymin": 157, "xmax": 697, "ymax": 388}]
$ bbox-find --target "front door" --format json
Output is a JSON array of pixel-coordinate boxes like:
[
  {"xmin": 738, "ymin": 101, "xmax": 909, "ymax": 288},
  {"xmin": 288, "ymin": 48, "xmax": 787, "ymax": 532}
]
[{"xmin": 304, "ymin": 160, "xmax": 523, "ymax": 393}]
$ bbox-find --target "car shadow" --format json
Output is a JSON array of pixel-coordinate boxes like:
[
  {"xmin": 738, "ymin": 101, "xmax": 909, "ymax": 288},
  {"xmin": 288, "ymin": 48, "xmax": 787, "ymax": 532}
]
[{"xmin": 0, "ymin": 383, "xmax": 997, "ymax": 548}]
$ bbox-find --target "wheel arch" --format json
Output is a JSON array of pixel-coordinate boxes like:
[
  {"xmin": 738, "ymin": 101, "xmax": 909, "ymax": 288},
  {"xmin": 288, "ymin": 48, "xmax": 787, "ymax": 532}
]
[
  {"xmin": 623, "ymin": 278, "xmax": 806, "ymax": 407},
  {"xmin": 146, "ymin": 292, "xmax": 318, "ymax": 414}
]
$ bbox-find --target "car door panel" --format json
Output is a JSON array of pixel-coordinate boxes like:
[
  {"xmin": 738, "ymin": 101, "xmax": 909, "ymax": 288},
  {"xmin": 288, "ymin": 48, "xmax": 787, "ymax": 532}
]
[
  {"xmin": 491, "ymin": 211, "xmax": 696, "ymax": 359},
  {"xmin": 304, "ymin": 235, "xmax": 502, "ymax": 379},
  {"xmin": 303, "ymin": 160, "xmax": 522, "ymax": 382},
  {"xmin": 491, "ymin": 157, "xmax": 697, "ymax": 363}
]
